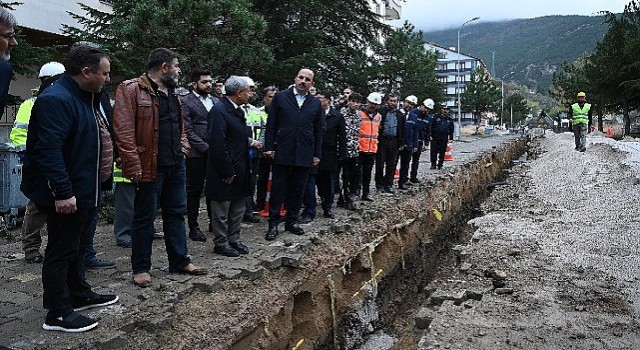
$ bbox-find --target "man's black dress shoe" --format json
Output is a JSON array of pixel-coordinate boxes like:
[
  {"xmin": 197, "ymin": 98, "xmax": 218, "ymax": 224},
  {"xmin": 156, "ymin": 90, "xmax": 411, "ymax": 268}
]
[
  {"xmin": 230, "ymin": 241, "xmax": 249, "ymax": 254},
  {"xmin": 265, "ymin": 225, "xmax": 279, "ymax": 241},
  {"xmin": 213, "ymin": 244, "xmax": 240, "ymax": 257},
  {"xmin": 323, "ymin": 210, "xmax": 335, "ymax": 219},
  {"xmin": 398, "ymin": 183, "xmax": 408, "ymax": 190},
  {"xmin": 284, "ymin": 223, "xmax": 305, "ymax": 235},
  {"xmin": 361, "ymin": 194, "xmax": 374, "ymax": 202},
  {"xmin": 189, "ymin": 228, "xmax": 207, "ymax": 242}
]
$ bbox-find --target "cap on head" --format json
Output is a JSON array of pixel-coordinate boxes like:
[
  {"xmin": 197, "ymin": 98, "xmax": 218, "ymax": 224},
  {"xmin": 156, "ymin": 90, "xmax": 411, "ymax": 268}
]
[
  {"xmin": 405, "ymin": 95, "xmax": 418, "ymax": 105},
  {"xmin": 367, "ymin": 92, "xmax": 382, "ymax": 105},
  {"xmin": 423, "ymin": 98, "xmax": 435, "ymax": 109},
  {"xmin": 577, "ymin": 91, "xmax": 586, "ymax": 97},
  {"xmin": 38, "ymin": 62, "xmax": 65, "ymax": 78}
]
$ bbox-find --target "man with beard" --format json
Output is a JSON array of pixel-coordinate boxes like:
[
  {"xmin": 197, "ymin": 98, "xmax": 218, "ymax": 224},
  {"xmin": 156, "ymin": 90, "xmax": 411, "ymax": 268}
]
[
  {"xmin": 114, "ymin": 48, "xmax": 207, "ymax": 288},
  {"xmin": 263, "ymin": 68, "xmax": 324, "ymax": 240},
  {"xmin": 180, "ymin": 70, "xmax": 219, "ymax": 242},
  {"xmin": 0, "ymin": 8, "xmax": 17, "ymax": 117}
]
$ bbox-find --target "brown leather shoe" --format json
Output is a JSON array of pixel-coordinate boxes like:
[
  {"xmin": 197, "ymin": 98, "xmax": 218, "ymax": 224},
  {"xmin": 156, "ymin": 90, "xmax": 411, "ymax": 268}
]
[
  {"xmin": 170, "ymin": 263, "xmax": 208, "ymax": 276},
  {"xmin": 132, "ymin": 272, "xmax": 152, "ymax": 288}
]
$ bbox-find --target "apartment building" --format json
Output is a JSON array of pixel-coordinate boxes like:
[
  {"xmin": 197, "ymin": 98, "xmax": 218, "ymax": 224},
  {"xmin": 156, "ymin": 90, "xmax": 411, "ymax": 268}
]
[{"xmin": 424, "ymin": 42, "xmax": 487, "ymax": 124}]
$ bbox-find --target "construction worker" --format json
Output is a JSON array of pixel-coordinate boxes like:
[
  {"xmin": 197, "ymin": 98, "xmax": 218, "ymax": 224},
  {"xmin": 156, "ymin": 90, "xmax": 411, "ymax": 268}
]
[
  {"xmin": 567, "ymin": 91, "xmax": 592, "ymax": 152},
  {"xmin": 12, "ymin": 62, "xmax": 65, "ymax": 263},
  {"xmin": 359, "ymin": 92, "xmax": 382, "ymax": 201}
]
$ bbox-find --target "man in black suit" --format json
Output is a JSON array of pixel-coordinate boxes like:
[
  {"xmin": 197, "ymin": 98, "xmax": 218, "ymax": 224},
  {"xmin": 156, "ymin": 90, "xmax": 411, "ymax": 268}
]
[
  {"xmin": 181, "ymin": 70, "xmax": 219, "ymax": 242},
  {"xmin": 263, "ymin": 68, "xmax": 324, "ymax": 240},
  {"xmin": 206, "ymin": 76, "xmax": 253, "ymax": 257}
]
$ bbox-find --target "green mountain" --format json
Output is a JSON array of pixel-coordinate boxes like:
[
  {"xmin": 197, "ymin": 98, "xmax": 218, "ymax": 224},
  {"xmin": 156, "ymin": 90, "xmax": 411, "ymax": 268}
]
[{"xmin": 421, "ymin": 15, "xmax": 611, "ymax": 94}]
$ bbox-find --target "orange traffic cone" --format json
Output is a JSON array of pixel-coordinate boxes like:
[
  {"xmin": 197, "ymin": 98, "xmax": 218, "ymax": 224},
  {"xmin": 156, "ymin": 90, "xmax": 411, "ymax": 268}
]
[
  {"xmin": 394, "ymin": 168, "xmax": 399, "ymax": 179},
  {"xmin": 444, "ymin": 143, "xmax": 454, "ymax": 161},
  {"xmin": 258, "ymin": 166, "xmax": 286, "ymax": 217},
  {"xmin": 606, "ymin": 127, "xmax": 613, "ymax": 137}
]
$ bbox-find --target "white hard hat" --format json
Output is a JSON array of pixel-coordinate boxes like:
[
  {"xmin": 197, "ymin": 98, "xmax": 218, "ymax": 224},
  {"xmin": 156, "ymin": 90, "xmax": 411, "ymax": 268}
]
[
  {"xmin": 404, "ymin": 95, "xmax": 418, "ymax": 105},
  {"xmin": 367, "ymin": 92, "xmax": 382, "ymax": 105},
  {"xmin": 38, "ymin": 62, "xmax": 65, "ymax": 78},
  {"xmin": 424, "ymin": 98, "xmax": 435, "ymax": 109}
]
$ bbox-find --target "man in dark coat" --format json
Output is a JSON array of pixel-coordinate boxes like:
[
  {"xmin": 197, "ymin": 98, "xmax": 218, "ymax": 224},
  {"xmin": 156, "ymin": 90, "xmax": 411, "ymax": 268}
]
[
  {"xmin": 0, "ymin": 8, "xmax": 17, "ymax": 117},
  {"xmin": 21, "ymin": 43, "xmax": 118, "ymax": 333},
  {"xmin": 316, "ymin": 91, "xmax": 346, "ymax": 219},
  {"xmin": 375, "ymin": 93, "xmax": 405, "ymax": 193},
  {"xmin": 206, "ymin": 76, "xmax": 253, "ymax": 257},
  {"xmin": 430, "ymin": 105, "xmax": 455, "ymax": 170},
  {"xmin": 263, "ymin": 68, "xmax": 324, "ymax": 240},
  {"xmin": 181, "ymin": 70, "xmax": 219, "ymax": 242}
]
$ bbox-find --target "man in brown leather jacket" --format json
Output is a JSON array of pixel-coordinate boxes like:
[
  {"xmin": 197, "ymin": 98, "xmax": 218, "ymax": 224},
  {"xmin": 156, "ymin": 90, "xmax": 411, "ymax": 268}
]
[{"xmin": 113, "ymin": 48, "xmax": 207, "ymax": 288}]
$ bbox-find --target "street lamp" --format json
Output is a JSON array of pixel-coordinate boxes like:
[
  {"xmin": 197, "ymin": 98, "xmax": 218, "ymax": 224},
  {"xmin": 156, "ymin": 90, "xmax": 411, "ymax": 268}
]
[{"xmin": 455, "ymin": 16, "xmax": 479, "ymax": 140}]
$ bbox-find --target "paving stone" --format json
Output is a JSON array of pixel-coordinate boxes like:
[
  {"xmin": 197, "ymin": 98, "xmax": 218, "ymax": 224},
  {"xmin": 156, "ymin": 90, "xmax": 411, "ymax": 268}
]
[{"xmin": 192, "ymin": 277, "xmax": 221, "ymax": 293}]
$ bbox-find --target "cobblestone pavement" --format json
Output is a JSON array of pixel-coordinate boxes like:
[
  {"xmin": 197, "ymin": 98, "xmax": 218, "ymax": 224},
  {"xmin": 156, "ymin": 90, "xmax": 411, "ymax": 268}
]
[{"xmin": 0, "ymin": 134, "xmax": 517, "ymax": 349}]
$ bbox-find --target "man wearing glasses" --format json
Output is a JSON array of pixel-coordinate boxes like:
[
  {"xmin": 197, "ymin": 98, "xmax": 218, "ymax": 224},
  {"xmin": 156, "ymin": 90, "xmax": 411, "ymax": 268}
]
[
  {"xmin": 263, "ymin": 68, "xmax": 324, "ymax": 240},
  {"xmin": 0, "ymin": 8, "xmax": 17, "ymax": 117}
]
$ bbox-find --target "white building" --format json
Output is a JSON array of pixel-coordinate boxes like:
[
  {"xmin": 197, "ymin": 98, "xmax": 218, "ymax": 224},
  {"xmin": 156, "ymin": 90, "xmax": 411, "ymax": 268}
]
[
  {"xmin": 424, "ymin": 42, "xmax": 487, "ymax": 124},
  {"xmin": 369, "ymin": 0, "xmax": 402, "ymax": 22}
]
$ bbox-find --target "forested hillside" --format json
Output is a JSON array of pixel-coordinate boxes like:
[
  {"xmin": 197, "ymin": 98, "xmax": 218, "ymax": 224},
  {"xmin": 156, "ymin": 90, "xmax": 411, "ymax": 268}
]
[{"xmin": 421, "ymin": 15, "xmax": 611, "ymax": 93}]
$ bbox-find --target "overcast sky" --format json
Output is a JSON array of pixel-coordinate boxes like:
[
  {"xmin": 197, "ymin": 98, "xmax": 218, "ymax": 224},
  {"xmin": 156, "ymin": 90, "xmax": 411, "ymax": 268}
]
[{"xmin": 394, "ymin": 0, "xmax": 632, "ymax": 31}]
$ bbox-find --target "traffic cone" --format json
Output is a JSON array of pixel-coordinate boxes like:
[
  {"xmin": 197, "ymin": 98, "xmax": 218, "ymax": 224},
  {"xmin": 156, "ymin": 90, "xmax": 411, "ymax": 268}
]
[
  {"xmin": 394, "ymin": 168, "xmax": 399, "ymax": 179},
  {"xmin": 258, "ymin": 166, "xmax": 286, "ymax": 217},
  {"xmin": 606, "ymin": 127, "xmax": 613, "ymax": 137},
  {"xmin": 444, "ymin": 143, "xmax": 454, "ymax": 161}
]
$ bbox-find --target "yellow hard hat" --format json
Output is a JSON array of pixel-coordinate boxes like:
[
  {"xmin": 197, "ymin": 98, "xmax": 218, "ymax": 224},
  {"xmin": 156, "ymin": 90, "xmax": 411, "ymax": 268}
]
[{"xmin": 577, "ymin": 91, "xmax": 586, "ymax": 97}]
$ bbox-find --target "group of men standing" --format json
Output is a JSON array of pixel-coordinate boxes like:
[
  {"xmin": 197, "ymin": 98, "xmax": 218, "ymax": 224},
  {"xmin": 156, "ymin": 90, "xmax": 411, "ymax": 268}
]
[{"xmin": 11, "ymin": 29, "xmax": 453, "ymax": 332}]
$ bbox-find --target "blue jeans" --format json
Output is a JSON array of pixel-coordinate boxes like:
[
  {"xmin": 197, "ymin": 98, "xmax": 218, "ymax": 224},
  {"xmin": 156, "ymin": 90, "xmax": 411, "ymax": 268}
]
[
  {"xmin": 131, "ymin": 159, "xmax": 190, "ymax": 274},
  {"xmin": 301, "ymin": 173, "xmax": 317, "ymax": 219},
  {"xmin": 113, "ymin": 182, "xmax": 135, "ymax": 244},
  {"xmin": 82, "ymin": 191, "xmax": 102, "ymax": 263}
]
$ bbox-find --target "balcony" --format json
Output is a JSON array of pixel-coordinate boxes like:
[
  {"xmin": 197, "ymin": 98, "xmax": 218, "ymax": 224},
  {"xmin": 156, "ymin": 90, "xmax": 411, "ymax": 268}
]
[{"xmin": 384, "ymin": 0, "xmax": 401, "ymax": 20}]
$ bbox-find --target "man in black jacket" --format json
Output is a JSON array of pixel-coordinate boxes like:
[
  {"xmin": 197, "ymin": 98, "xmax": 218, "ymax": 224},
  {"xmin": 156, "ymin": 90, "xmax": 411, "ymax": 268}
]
[
  {"xmin": 181, "ymin": 70, "xmax": 219, "ymax": 242},
  {"xmin": 316, "ymin": 91, "xmax": 346, "ymax": 219},
  {"xmin": 21, "ymin": 43, "xmax": 118, "ymax": 333},
  {"xmin": 375, "ymin": 93, "xmax": 404, "ymax": 193},
  {"xmin": 0, "ymin": 8, "xmax": 17, "ymax": 117},
  {"xmin": 206, "ymin": 76, "xmax": 253, "ymax": 257},
  {"xmin": 430, "ymin": 105, "xmax": 455, "ymax": 170},
  {"xmin": 263, "ymin": 68, "xmax": 324, "ymax": 240}
]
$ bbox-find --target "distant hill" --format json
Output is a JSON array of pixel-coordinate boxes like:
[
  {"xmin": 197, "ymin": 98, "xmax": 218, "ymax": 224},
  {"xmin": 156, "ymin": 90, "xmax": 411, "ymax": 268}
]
[{"xmin": 421, "ymin": 15, "xmax": 611, "ymax": 94}]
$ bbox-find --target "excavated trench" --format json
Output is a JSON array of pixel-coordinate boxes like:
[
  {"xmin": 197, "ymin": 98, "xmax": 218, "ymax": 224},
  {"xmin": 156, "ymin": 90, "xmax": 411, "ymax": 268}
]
[{"xmin": 227, "ymin": 137, "xmax": 529, "ymax": 350}]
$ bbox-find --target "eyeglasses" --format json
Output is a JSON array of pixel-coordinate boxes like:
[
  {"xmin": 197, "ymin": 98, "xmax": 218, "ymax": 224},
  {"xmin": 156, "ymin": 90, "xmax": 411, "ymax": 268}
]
[{"xmin": 0, "ymin": 32, "xmax": 16, "ymax": 41}]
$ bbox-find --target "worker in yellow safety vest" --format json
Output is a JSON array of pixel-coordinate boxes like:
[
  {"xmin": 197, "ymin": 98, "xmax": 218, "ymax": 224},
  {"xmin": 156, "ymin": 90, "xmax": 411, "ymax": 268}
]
[{"xmin": 567, "ymin": 91, "xmax": 592, "ymax": 152}]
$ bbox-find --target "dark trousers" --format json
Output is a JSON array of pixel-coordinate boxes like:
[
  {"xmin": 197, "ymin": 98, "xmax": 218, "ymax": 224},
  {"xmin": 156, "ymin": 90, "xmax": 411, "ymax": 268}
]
[
  {"xmin": 399, "ymin": 148, "xmax": 411, "ymax": 185},
  {"xmin": 359, "ymin": 152, "xmax": 376, "ymax": 195},
  {"xmin": 375, "ymin": 137, "xmax": 399, "ymax": 188},
  {"xmin": 186, "ymin": 156, "xmax": 209, "ymax": 230},
  {"xmin": 41, "ymin": 206, "xmax": 95, "ymax": 318},
  {"xmin": 113, "ymin": 182, "xmax": 135, "ymax": 244},
  {"xmin": 301, "ymin": 173, "xmax": 317, "ymax": 219},
  {"xmin": 82, "ymin": 192, "xmax": 102, "ymax": 263},
  {"xmin": 256, "ymin": 157, "xmax": 271, "ymax": 212},
  {"xmin": 317, "ymin": 170, "xmax": 336, "ymax": 212},
  {"xmin": 131, "ymin": 159, "xmax": 190, "ymax": 274},
  {"xmin": 245, "ymin": 156, "xmax": 260, "ymax": 214},
  {"xmin": 430, "ymin": 139, "xmax": 448, "ymax": 167},
  {"xmin": 269, "ymin": 164, "xmax": 310, "ymax": 225},
  {"xmin": 410, "ymin": 145, "xmax": 422, "ymax": 180},
  {"xmin": 342, "ymin": 156, "xmax": 360, "ymax": 196}
]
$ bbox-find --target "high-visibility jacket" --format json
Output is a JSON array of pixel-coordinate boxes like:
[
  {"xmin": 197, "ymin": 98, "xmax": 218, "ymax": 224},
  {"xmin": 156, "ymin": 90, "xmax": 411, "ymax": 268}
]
[
  {"xmin": 571, "ymin": 103, "xmax": 591, "ymax": 125},
  {"xmin": 246, "ymin": 104, "xmax": 267, "ymax": 141},
  {"xmin": 113, "ymin": 163, "xmax": 131, "ymax": 183},
  {"xmin": 9, "ymin": 97, "xmax": 36, "ymax": 147},
  {"xmin": 358, "ymin": 110, "xmax": 381, "ymax": 154}
]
